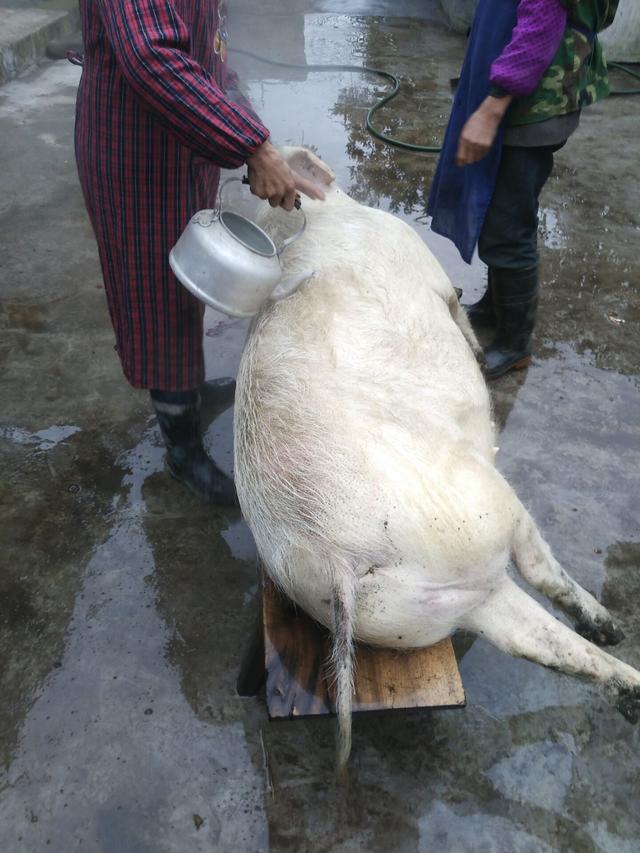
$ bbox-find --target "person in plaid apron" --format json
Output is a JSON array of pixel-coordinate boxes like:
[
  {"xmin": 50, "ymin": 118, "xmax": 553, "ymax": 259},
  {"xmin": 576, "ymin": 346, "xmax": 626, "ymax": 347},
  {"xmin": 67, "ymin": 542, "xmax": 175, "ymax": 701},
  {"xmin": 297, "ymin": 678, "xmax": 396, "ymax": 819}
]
[{"xmin": 75, "ymin": 0, "xmax": 323, "ymax": 504}]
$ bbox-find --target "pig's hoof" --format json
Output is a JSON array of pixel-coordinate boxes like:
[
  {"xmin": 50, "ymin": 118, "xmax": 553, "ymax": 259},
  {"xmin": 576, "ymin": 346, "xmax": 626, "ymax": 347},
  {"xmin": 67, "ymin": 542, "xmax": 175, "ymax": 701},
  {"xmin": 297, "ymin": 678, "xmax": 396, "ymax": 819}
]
[
  {"xmin": 616, "ymin": 686, "xmax": 640, "ymax": 724},
  {"xmin": 575, "ymin": 617, "xmax": 625, "ymax": 647}
]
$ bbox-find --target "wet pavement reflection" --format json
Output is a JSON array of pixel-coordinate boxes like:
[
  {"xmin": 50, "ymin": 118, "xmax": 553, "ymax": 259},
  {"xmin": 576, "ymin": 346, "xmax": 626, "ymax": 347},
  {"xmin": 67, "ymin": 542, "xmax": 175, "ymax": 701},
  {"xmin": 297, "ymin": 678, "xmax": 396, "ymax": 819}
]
[{"xmin": 1, "ymin": 2, "xmax": 639, "ymax": 851}]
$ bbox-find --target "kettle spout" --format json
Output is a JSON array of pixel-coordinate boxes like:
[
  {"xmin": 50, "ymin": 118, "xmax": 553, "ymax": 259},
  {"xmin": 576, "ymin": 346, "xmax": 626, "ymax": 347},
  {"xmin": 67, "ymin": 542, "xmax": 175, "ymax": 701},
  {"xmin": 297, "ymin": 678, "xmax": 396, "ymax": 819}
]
[{"xmin": 270, "ymin": 269, "xmax": 315, "ymax": 302}]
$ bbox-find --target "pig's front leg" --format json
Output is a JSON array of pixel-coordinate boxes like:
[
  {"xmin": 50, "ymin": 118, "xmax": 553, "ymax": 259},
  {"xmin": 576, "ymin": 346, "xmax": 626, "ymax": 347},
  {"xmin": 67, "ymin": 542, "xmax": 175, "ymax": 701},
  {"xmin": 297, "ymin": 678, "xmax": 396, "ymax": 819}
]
[
  {"xmin": 512, "ymin": 510, "xmax": 625, "ymax": 647},
  {"xmin": 463, "ymin": 577, "xmax": 640, "ymax": 723},
  {"xmin": 447, "ymin": 292, "xmax": 484, "ymax": 362}
]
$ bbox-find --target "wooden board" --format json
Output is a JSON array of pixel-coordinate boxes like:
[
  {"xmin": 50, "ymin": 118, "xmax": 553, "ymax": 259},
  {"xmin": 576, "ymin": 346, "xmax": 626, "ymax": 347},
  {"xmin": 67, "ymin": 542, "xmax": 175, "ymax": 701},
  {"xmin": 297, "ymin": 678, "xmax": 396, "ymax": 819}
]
[{"xmin": 262, "ymin": 575, "xmax": 465, "ymax": 719}]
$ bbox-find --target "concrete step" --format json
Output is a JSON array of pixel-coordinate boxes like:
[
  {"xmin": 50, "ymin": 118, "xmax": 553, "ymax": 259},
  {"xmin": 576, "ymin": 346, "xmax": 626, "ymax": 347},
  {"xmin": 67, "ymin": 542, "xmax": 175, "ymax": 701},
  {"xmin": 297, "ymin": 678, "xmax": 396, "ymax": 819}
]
[
  {"xmin": 46, "ymin": 31, "xmax": 83, "ymax": 60},
  {"xmin": 0, "ymin": 3, "xmax": 80, "ymax": 84},
  {"xmin": 438, "ymin": 0, "xmax": 476, "ymax": 33}
]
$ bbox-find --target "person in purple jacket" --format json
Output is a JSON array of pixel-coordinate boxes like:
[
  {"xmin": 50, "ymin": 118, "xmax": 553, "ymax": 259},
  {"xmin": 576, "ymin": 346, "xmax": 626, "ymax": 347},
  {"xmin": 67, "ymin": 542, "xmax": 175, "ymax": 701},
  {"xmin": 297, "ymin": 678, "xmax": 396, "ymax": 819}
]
[{"xmin": 428, "ymin": 0, "xmax": 617, "ymax": 378}]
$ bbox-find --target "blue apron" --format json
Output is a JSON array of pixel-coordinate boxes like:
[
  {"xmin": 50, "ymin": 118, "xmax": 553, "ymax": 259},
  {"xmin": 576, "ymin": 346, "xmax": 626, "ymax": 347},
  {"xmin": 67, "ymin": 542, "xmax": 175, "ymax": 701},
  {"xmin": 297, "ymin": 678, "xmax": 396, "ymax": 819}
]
[{"xmin": 427, "ymin": 0, "xmax": 519, "ymax": 264}]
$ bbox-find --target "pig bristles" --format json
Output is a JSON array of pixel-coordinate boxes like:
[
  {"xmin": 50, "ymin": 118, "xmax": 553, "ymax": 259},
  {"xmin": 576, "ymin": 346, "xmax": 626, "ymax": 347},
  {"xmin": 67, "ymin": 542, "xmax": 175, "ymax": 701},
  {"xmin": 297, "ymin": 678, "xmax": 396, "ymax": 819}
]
[{"xmin": 328, "ymin": 563, "xmax": 357, "ymax": 773}]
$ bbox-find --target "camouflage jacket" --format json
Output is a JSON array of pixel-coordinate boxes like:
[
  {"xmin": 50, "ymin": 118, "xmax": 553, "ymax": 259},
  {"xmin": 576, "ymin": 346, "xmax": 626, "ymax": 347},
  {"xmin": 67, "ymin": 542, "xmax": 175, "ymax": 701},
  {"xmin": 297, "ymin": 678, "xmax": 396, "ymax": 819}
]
[{"xmin": 507, "ymin": 0, "xmax": 620, "ymax": 126}]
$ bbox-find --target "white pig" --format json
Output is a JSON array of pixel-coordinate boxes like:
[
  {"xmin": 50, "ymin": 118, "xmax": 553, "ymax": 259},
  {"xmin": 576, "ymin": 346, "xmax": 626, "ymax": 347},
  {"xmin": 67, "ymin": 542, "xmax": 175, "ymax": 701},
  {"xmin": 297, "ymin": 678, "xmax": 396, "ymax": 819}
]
[{"xmin": 234, "ymin": 147, "xmax": 640, "ymax": 769}]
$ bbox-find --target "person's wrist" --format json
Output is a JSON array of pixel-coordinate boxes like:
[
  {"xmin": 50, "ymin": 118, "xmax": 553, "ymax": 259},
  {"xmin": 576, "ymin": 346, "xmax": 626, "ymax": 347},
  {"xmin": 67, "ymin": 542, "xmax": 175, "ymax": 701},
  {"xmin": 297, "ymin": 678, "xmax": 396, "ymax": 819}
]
[
  {"xmin": 247, "ymin": 138, "xmax": 274, "ymax": 165},
  {"xmin": 481, "ymin": 94, "xmax": 513, "ymax": 121}
]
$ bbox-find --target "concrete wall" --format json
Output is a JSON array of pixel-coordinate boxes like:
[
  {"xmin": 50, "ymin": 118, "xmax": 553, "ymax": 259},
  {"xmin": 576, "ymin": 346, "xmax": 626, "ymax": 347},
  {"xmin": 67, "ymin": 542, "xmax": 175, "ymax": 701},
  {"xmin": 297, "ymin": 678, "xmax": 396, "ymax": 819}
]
[{"xmin": 600, "ymin": 0, "xmax": 640, "ymax": 62}]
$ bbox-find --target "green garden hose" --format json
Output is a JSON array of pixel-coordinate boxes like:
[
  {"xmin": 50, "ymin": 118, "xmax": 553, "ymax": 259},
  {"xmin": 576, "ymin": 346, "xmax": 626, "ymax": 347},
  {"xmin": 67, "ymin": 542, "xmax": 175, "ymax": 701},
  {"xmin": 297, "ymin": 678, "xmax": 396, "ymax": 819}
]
[
  {"xmin": 230, "ymin": 47, "xmax": 442, "ymax": 153},
  {"xmin": 230, "ymin": 49, "xmax": 640, "ymax": 155}
]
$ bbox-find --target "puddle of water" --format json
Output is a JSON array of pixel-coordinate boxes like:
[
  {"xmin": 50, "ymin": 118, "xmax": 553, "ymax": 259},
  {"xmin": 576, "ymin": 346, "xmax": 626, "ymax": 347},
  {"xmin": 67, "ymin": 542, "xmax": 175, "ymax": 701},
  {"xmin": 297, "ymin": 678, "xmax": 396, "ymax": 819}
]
[
  {"xmin": 454, "ymin": 345, "xmax": 640, "ymax": 723},
  {"xmin": 0, "ymin": 425, "xmax": 268, "ymax": 852},
  {"xmin": 228, "ymin": 12, "xmax": 485, "ymax": 297},
  {"xmin": 495, "ymin": 344, "xmax": 639, "ymax": 596},
  {"xmin": 0, "ymin": 423, "xmax": 81, "ymax": 451},
  {"xmin": 485, "ymin": 737, "xmax": 576, "ymax": 814},
  {"xmin": 222, "ymin": 516, "xmax": 258, "ymax": 563},
  {"xmin": 116, "ymin": 423, "xmax": 166, "ymax": 508},
  {"xmin": 418, "ymin": 802, "xmax": 557, "ymax": 853},
  {"xmin": 539, "ymin": 206, "xmax": 568, "ymax": 250}
]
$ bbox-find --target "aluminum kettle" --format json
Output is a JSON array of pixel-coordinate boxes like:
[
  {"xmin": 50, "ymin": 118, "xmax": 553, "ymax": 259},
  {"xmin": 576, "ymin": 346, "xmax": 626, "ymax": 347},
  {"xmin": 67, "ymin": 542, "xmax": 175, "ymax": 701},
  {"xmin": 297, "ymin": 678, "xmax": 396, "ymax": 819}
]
[{"xmin": 169, "ymin": 177, "xmax": 313, "ymax": 318}]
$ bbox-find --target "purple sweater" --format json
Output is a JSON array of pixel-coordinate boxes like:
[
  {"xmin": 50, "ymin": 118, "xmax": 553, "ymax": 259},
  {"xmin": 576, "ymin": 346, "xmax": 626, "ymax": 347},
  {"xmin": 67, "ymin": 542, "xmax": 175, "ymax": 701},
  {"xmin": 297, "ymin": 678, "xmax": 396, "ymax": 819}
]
[{"xmin": 490, "ymin": 0, "xmax": 567, "ymax": 97}]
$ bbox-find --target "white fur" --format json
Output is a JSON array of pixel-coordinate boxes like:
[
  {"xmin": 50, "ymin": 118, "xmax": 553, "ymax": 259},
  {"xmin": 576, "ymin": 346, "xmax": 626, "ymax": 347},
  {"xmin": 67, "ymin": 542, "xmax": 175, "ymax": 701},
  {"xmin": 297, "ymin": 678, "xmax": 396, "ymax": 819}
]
[{"xmin": 234, "ymin": 149, "xmax": 640, "ymax": 768}]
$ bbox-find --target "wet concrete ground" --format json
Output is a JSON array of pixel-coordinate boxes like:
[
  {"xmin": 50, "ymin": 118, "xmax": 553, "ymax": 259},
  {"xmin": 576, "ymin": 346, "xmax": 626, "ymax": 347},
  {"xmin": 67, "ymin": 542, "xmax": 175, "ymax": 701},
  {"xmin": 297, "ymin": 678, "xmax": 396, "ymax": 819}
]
[{"xmin": 1, "ymin": 2, "xmax": 639, "ymax": 850}]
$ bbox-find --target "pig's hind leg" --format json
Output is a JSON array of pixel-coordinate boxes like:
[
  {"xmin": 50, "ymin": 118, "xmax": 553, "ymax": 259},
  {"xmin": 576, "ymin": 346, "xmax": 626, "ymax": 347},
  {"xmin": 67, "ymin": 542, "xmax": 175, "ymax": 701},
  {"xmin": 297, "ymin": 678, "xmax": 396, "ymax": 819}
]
[
  {"xmin": 511, "ymin": 509, "xmax": 625, "ymax": 647},
  {"xmin": 463, "ymin": 577, "xmax": 640, "ymax": 723}
]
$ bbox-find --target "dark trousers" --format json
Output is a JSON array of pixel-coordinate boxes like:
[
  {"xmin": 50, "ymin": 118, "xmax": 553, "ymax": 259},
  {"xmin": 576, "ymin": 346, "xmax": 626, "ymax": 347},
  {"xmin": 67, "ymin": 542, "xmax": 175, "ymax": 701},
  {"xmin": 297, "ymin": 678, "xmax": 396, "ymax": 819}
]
[{"xmin": 478, "ymin": 143, "xmax": 564, "ymax": 270}]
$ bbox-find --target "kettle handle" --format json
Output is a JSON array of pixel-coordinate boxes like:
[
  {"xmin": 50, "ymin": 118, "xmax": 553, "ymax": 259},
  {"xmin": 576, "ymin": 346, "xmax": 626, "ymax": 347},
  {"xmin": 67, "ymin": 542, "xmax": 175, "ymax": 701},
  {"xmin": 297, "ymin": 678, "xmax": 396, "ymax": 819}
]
[
  {"xmin": 215, "ymin": 175, "xmax": 307, "ymax": 254},
  {"xmin": 240, "ymin": 175, "xmax": 302, "ymax": 211},
  {"xmin": 214, "ymin": 176, "xmax": 244, "ymax": 219},
  {"xmin": 276, "ymin": 209, "xmax": 306, "ymax": 256}
]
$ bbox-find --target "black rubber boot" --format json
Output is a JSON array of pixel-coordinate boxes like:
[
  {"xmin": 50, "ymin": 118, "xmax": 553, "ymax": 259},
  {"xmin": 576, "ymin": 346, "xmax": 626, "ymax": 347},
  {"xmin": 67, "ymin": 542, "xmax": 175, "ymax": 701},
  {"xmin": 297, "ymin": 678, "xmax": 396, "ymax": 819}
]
[
  {"xmin": 483, "ymin": 265, "xmax": 539, "ymax": 380},
  {"xmin": 199, "ymin": 377, "xmax": 236, "ymax": 426},
  {"xmin": 465, "ymin": 271, "xmax": 495, "ymax": 330},
  {"xmin": 151, "ymin": 389, "xmax": 238, "ymax": 506}
]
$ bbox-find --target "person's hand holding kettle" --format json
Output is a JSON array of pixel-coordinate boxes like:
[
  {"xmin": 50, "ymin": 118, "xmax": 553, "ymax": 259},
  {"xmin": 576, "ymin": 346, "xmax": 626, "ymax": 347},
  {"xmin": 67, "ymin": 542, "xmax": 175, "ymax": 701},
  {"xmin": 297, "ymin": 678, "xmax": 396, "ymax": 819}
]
[{"xmin": 246, "ymin": 140, "xmax": 326, "ymax": 209}]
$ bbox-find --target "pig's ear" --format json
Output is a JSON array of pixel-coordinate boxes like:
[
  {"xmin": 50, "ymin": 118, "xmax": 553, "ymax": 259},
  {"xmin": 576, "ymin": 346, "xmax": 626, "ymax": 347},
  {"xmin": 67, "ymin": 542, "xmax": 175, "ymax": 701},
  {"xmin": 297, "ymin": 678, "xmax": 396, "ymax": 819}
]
[{"xmin": 281, "ymin": 146, "xmax": 336, "ymax": 187}]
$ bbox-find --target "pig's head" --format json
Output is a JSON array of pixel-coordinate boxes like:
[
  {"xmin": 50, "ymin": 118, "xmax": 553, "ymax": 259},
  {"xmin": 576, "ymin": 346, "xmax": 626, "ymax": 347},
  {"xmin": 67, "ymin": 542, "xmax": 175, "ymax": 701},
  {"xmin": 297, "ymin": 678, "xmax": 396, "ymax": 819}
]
[{"xmin": 280, "ymin": 146, "xmax": 336, "ymax": 190}]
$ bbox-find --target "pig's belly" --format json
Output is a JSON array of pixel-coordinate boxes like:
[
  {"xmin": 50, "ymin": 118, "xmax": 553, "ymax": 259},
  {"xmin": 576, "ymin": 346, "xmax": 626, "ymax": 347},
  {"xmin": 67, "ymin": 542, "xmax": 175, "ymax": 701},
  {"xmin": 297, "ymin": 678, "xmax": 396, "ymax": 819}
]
[
  {"xmin": 282, "ymin": 563, "xmax": 498, "ymax": 650},
  {"xmin": 354, "ymin": 571, "xmax": 492, "ymax": 648}
]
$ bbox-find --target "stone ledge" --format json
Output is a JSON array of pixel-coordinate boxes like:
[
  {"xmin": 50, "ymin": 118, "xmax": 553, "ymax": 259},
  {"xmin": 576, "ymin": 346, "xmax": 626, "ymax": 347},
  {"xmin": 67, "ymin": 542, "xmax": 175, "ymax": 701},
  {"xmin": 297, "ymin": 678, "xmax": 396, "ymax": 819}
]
[{"xmin": 0, "ymin": 6, "xmax": 80, "ymax": 84}]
